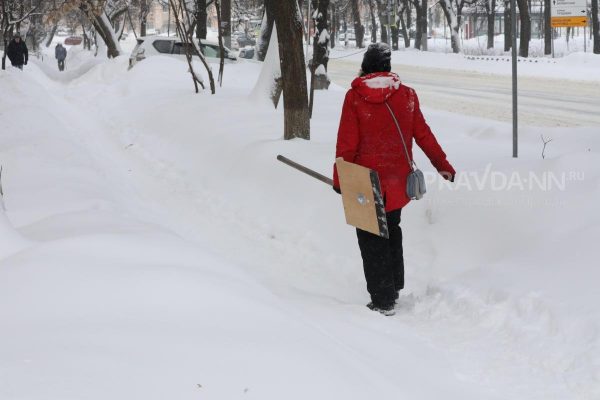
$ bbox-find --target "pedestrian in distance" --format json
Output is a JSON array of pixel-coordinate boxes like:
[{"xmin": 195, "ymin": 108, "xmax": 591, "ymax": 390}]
[
  {"xmin": 55, "ymin": 43, "xmax": 67, "ymax": 72},
  {"xmin": 6, "ymin": 33, "xmax": 28, "ymax": 70},
  {"xmin": 332, "ymin": 43, "xmax": 456, "ymax": 316}
]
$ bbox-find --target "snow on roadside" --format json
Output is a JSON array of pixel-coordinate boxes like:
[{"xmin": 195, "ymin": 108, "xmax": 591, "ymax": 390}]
[
  {"xmin": 1, "ymin": 51, "xmax": 599, "ymax": 399},
  {"xmin": 330, "ymin": 46, "xmax": 600, "ymax": 82}
]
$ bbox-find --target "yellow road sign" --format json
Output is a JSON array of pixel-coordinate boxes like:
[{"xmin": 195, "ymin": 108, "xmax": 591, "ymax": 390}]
[{"xmin": 551, "ymin": 16, "xmax": 588, "ymax": 27}]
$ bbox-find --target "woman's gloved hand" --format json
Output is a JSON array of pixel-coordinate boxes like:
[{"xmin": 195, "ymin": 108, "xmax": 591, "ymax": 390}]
[{"xmin": 441, "ymin": 171, "xmax": 455, "ymax": 182}]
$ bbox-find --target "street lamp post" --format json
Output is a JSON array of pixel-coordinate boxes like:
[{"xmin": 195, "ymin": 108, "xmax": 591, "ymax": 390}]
[{"xmin": 511, "ymin": 0, "xmax": 518, "ymax": 158}]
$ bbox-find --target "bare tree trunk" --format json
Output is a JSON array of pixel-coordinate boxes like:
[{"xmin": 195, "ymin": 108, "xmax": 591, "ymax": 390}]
[
  {"xmin": 592, "ymin": 0, "xmax": 600, "ymax": 53},
  {"xmin": 504, "ymin": 0, "xmax": 511, "ymax": 51},
  {"xmin": 257, "ymin": 0, "xmax": 274, "ymax": 61},
  {"xmin": 46, "ymin": 24, "xmax": 58, "ymax": 47},
  {"xmin": 140, "ymin": 0, "xmax": 147, "ymax": 36},
  {"xmin": 169, "ymin": 0, "xmax": 216, "ymax": 93},
  {"xmin": 391, "ymin": 24, "xmax": 399, "ymax": 49},
  {"xmin": 368, "ymin": 0, "xmax": 377, "ymax": 42},
  {"xmin": 399, "ymin": 6, "xmax": 410, "ymax": 47},
  {"xmin": 311, "ymin": 0, "xmax": 330, "ymax": 89},
  {"xmin": 439, "ymin": 0, "xmax": 460, "ymax": 53},
  {"xmin": 420, "ymin": 0, "xmax": 428, "ymax": 50},
  {"xmin": 544, "ymin": 0, "xmax": 551, "ymax": 54},
  {"xmin": 413, "ymin": 0, "xmax": 425, "ymax": 49},
  {"xmin": 330, "ymin": 2, "xmax": 336, "ymax": 47},
  {"xmin": 196, "ymin": 0, "xmax": 207, "ymax": 38},
  {"xmin": 351, "ymin": 0, "xmax": 365, "ymax": 47},
  {"xmin": 309, "ymin": 0, "xmax": 330, "ymax": 119},
  {"xmin": 270, "ymin": 0, "xmax": 310, "ymax": 140},
  {"xmin": 486, "ymin": 0, "xmax": 496, "ymax": 48},
  {"xmin": 516, "ymin": 0, "xmax": 531, "ymax": 57},
  {"xmin": 215, "ymin": 0, "xmax": 225, "ymax": 85},
  {"xmin": 90, "ymin": 12, "xmax": 121, "ymax": 58},
  {"xmin": 375, "ymin": 0, "xmax": 389, "ymax": 43}
]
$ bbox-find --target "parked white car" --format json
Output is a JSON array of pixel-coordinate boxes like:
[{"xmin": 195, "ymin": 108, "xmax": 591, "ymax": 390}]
[{"xmin": 129, "ymin": 36, "xmax": 237, "ymax": 69}]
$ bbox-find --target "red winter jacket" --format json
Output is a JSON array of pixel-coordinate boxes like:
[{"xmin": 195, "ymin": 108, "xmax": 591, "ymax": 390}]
[{"xmin": 333, "ymin": 72, "xmax": 455, "ymax": 212}]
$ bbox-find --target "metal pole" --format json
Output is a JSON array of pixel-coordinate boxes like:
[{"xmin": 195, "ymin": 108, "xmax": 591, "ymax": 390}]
[
  {"xmin": 584, "ymin": 25, "xmax": 587, "ymax": 52},
  {"xmin": 511, "ymin": 0, "xmax": 518, "ymax": 158}
]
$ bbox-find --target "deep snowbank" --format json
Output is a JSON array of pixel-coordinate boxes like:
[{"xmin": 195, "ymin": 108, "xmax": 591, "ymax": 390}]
[{"xmin": 1, "ymin": 49, "xmax": 599, "ymax": 399}]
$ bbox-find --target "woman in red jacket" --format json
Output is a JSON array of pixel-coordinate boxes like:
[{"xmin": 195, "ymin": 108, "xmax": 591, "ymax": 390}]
[{"xmin": 333, "ymin": 43, "xmax": 455, "ymax": 316}]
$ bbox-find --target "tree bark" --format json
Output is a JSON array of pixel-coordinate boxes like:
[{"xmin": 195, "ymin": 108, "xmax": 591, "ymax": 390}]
[
  {"xmin": 215, "ymin": 0, "xmax": 225, "ymax": 85},
  {"xmin": 486, "ymin": 0, "xmax": 496, "ymax": 49},
  {"xmin": 368, "ymin": 0, "xmax": 377, "ymax": 42},
  {"xmin": 504, "ymin": 0, "xmax": 511, "ymax": 51},
  {"xmin": 413, "ymin": 0, "xmax": 425, "ymax": 49},
  {"xmin": 391, "ymin": 24, "xmax": 399, "ymax": 49},
  {"xmin": 46, "ymin": 24, "xmax": 58, "ymax": 47},
  {"xmin": 420, "ymin": 0, "xmax": 428, "ymax": 50},
  {"xmin": 330, "ymin": 2, "xmax": 336, "ymax": 48},
  {"xmin": 544, "ymin": 0, "xmax": 551, "ymax": 54},
  {"xmin": 439, "ymin": 0, "xmax": 460, "ymax": 53},
  {"xmin": 140, "ymin": 0, "xmax": 147, "ymax": 36},
  {"xmin": 257, "ymin": 0, "xmax": 274, "ymax": 61},
  {"xmin": 351, "ymin": 0, "xmax": 365, "ymax": 47},
  {"xmin": 311, "ymin": 0, "xmax": 330, "ymax": 90},
  {"xmin": 516, "ymin": 0, "xmax": 531, "ymax": 57},
  {"xmin": 399, "ymin": 6, "xmax": 410, "ymax": 47},
  {"xmin": 270, "ymin": 0, "xmax": 310, "ymax": 140},
  {"xmin": 196, "ymin": 0, "xmax": 208, "ymax": 38},
  {"xmin": 375, "ymin": 0, "xmax": 389, "ymax": 44},
  {"xmin": 592, "ymin": 0, "xmax": 600, "ymax": 53},
  {"xmin": 84, "ymin": 9, "xmax": 121, "ymax": 58}
]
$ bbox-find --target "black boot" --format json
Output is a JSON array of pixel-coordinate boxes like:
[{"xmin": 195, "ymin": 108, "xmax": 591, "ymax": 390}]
[{"xmin": 367, "ymin": 302, "xmax": 396, "ymax": 316}]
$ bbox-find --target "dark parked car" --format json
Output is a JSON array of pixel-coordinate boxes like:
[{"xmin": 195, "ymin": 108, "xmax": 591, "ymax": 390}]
[
  {"xmin": 236, "ymin": 34, "xmax": 256, "ymax": 48},
  {"xmin": 238, "ymin": 46, "xmax": 255, "ymax": 59}
]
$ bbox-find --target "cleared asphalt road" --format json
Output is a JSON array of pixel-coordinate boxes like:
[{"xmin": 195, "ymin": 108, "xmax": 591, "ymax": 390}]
[{"xmin": 328, "ymin": 59, "xmax": 600, "ymax": 127}]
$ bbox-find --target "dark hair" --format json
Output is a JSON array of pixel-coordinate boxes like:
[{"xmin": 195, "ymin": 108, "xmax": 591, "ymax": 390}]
[{"xmin": 360, "ymin": 43, "xmax": 392, "ymax": 76}]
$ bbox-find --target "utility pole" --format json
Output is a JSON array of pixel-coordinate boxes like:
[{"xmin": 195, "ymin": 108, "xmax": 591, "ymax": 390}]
[{"xmin": 511, "ymin": 0, "xmax": 518, "ymax": 157}]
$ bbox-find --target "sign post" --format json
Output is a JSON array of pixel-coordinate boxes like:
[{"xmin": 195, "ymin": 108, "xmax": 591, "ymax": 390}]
[{"xmin": 511, "ymin": 0, "xmax": 518, "ymax": 158}]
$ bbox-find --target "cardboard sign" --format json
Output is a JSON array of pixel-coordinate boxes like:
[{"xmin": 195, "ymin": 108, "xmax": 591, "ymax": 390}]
[{"xmin": 336, "ymin": 158, "xmax": 389, "ymax": 238}]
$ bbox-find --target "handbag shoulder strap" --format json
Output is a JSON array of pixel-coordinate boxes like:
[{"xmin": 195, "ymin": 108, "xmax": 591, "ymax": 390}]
[{"xmin": 384, "ymin": 100, "xmax": 416, "ymax": 171}]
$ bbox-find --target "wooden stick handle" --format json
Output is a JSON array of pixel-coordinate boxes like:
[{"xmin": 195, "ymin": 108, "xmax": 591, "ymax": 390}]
[{"xmin": 277, "ymin": 155, "xmax": 333, "ymax": 187}]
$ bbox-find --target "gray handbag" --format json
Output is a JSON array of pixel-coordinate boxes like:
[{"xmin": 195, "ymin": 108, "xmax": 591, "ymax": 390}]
[{"xmin": 384, "ymin": 101, "xmax": 426, "ymax": 200}]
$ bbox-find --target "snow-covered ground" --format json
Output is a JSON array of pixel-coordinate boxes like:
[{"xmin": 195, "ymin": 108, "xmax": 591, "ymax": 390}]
[{"xmin": 1, "ymin": 43, "xmax": 599, "ymax": 399}]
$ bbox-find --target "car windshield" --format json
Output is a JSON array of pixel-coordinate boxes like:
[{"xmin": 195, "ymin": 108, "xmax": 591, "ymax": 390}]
[
  {"xmin": 173, "ymin": 42, "xmax": 200, "ymax": 56},
  {"xmin": 201, "ymin": 44, "xmax": 220, "ymax": 58}
]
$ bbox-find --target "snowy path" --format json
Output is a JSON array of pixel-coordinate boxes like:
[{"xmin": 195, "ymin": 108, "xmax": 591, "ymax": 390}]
[
  {"xmin": 1, "ymin": 52, "xmax": 599, "ymax": 399},
  {"xmin": 328, "ymin": 59, "xmax": 600, "ymax": 127}
]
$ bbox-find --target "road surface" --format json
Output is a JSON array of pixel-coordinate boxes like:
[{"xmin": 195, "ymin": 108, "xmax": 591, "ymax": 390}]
[{"xmin": 328, "ymin": 59, "xmax": 600, "ymax": 127}]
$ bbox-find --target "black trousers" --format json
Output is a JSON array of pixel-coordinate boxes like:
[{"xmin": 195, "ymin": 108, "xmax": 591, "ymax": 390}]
[
  {"xmin": 58, "ymin": 60, "xmax": 65, "ymax": 71},
  {"xmin": 356, "ymin": 209, "xmax": 404, "ymax": 308}
]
